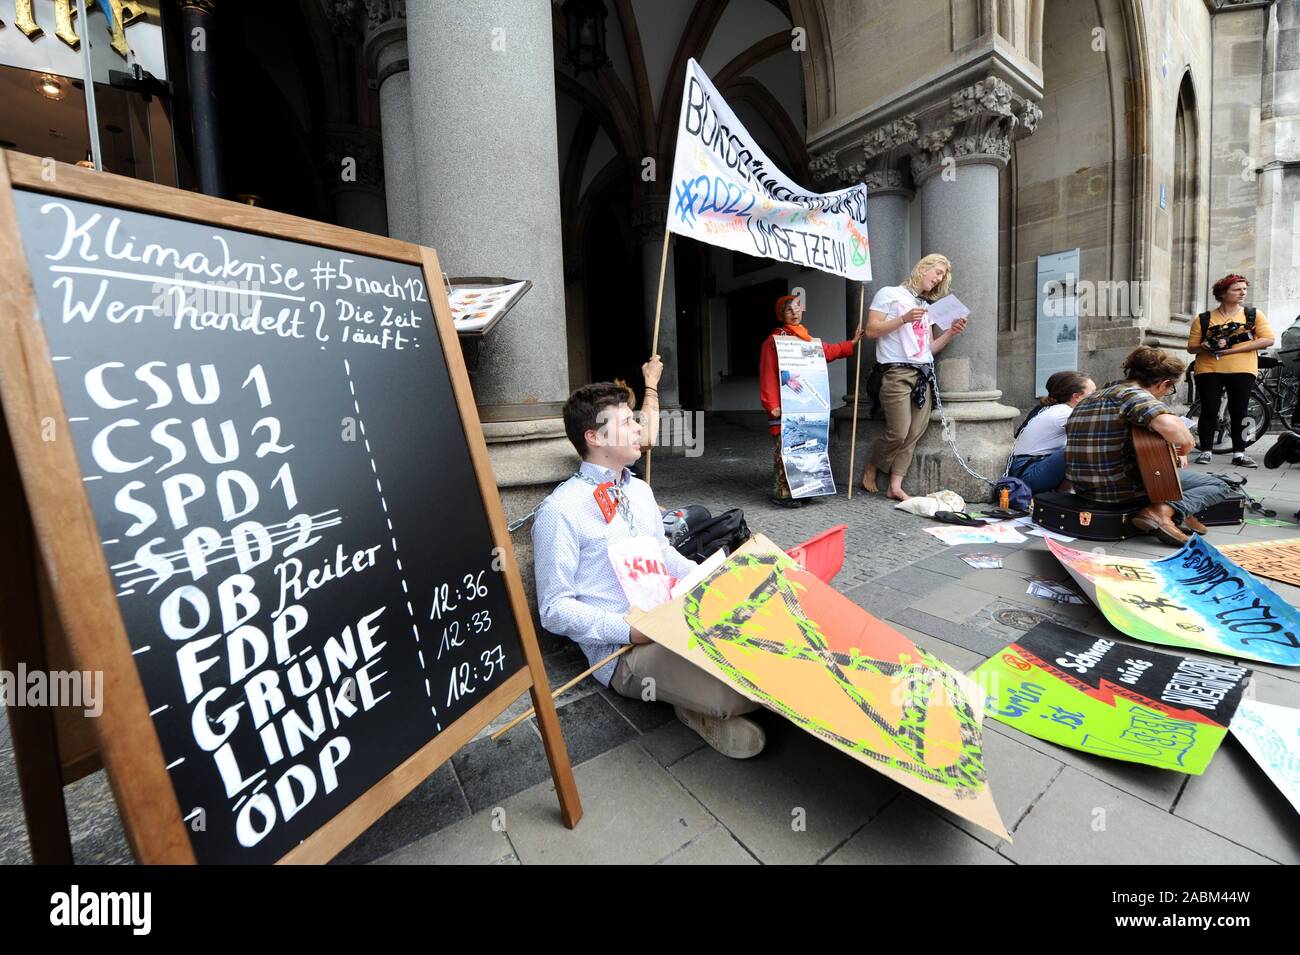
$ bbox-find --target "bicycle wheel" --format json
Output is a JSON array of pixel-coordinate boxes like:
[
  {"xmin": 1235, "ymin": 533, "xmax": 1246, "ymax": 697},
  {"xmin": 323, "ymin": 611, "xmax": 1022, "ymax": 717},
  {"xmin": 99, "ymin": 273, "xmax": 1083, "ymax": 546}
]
[
  {"xmin": 1187, "ymin": 391, "xmax": 1271, "ymax": 452},
  {"xmin": 1278, "ymin": 372, "xmax": 1300, "ymax": 429},
  {"xmin": 1239, "ymin": 389, "xmax": 1272, "ymax": 449}
]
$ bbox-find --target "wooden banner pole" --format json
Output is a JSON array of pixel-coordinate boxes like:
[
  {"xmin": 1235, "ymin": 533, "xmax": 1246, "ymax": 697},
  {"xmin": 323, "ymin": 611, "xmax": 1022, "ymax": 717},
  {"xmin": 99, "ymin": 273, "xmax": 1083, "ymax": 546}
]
[
  {"xmin": 645, "ymin": 228, "xmax": 671, "ymax": 485},
  {"xmin": 491, "ymin": 644, "xmax": 633, "ymax": 741},
  {"xmin": 847, "ymin": 283, "xmax": 865, "ymax": 500}
]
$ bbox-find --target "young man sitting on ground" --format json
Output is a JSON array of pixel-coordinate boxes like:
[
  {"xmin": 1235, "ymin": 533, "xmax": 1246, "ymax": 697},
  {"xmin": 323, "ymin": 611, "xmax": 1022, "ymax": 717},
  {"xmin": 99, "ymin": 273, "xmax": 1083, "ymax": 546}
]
[
  {"xmin": 1065, "ymin": 345, "xmax": 1233, "ymax": 545},
  {"xmin": 531, "ymin": 371, "xmax": 765, "ymax": 759}
]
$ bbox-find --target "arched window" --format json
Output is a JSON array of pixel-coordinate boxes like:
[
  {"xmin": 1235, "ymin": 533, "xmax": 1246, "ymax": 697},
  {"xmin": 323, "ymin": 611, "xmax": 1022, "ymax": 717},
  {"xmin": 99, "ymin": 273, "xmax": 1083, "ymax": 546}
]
[{"xmin": 1171, "ymin": 73, "xmax": 1200, "ymax": 321}]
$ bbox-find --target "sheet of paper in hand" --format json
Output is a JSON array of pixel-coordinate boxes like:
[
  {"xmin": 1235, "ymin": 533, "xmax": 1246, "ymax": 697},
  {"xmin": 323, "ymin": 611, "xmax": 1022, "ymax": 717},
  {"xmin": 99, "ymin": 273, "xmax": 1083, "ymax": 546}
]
[
  {"xmin": 925, "ymin": 295, "xmax": 970, "ymax": 331},
  {"xmin": 627, "ymin": 535, "xmax": 1010, "ymax": 839},
  {"xmin": 1046, "ymin": 537, "xmax": 1300, "ymax": 667},
  {"xmin": 975, "ymin": 621, "xmax": 1249, "ymax": 774}
]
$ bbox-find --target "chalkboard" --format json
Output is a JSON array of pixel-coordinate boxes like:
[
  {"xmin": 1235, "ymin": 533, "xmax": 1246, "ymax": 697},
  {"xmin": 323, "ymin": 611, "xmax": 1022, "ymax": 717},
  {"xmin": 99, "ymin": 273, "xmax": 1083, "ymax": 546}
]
[{"xmin": 0, "ymin": 153, "xmax": 580, "ymax": 863}]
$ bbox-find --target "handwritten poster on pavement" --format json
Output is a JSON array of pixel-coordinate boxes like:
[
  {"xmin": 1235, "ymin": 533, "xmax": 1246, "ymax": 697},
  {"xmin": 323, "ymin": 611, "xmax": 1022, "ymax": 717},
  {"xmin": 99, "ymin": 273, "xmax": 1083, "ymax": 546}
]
[
  {"xmin": 628, "ymin": 535, "xmax": 1010, "ymax": 840},
  {"xmin": 774, "ymin": 336, "xmax": 834, "ymax": 498},
  {"xmin": 975, "ymin": 622, "xmax": 1249, "ymax": 774},
  {"xmin": 1046, "ymin": 537, "xmax": 1300, "ymax": 667},
  {"xmin": 666, "ymin": 58, "xmax": 871, "ymax": 281},
  {"xmin": 1219, "ymin": 538, "xmax": 1300, "ymax": 589},
  {"xmin": 1230, "ymin": 699, "xmax": 1300, "ymax": 816}
]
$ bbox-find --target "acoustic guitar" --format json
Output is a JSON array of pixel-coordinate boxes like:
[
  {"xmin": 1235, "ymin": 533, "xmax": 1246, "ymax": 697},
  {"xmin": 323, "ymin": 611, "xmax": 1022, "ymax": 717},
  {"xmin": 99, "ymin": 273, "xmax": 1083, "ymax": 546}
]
[{"xmin": 1131, "ymin": 426, "xmax": 1183, "ymax": 503}]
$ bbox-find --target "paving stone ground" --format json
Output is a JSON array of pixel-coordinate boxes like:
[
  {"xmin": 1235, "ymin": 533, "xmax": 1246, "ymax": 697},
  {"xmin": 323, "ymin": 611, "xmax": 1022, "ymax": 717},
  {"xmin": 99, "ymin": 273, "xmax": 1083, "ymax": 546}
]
[{"xmin": 3, "ymin": 418, "xmax": 1298, "ymax": 864}]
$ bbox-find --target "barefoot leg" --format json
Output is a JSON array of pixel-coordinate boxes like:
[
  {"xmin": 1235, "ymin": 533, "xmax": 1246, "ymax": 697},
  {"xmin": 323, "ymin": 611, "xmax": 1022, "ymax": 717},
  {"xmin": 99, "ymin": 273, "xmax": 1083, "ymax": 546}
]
[
  {"xmin": 860, "ymin": 463, "xmax": 879, "ymax": 493},
  {"xmin": 885, "ymin": 476, "xmax": 911, "ymax": 502}
]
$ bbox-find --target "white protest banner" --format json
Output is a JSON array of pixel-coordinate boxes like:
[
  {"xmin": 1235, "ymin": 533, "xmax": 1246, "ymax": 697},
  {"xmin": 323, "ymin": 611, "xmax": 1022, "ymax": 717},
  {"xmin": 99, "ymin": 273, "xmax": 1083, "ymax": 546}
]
[
  {"xmin": 666, "ymin": 58, "xmax": 871, "ymax": 281},
  {"xmin": 774, "ymin": 336, "xmax": 835, "ymax": 498},
  {"xmin": 1231, "ymin": 698, "xmax": 1300, "ymax": 816}
]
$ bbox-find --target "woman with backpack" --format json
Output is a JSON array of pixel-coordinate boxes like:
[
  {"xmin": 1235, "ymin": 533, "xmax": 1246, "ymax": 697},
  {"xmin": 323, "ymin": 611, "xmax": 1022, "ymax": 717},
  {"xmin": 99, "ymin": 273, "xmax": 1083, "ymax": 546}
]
[
  {"xmin": 1186, "ymin": 274, "xmax": 1275, "ymax": 467},
  {"xmin": 1006, "ymin": 371, "xmax": 1095, "ymax": 493}
]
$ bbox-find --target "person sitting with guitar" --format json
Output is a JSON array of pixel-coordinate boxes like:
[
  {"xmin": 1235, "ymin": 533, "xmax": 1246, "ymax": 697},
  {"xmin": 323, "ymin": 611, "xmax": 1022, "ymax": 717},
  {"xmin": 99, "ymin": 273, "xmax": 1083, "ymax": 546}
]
[{"xmin": 1065, "ymin": 346, "xmax": 1234, "ymax": 546}]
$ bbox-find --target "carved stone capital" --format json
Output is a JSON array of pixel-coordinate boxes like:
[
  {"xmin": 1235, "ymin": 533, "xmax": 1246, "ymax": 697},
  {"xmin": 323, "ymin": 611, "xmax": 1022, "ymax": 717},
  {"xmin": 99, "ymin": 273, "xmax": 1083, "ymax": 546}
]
[
  {"xmin": 811, "ymin": 114, "xmax": 917, "ymax": 195},
  {"xmin": 860, "ymin": 114, "xmax": 918, "ymax": 161},
  {"xmin": 910, "ymin": 76, "xmax": 1041, "ymax": 185},
  {"xmin": 322, "ymin": 125, "xmax": 385, "ymax": 192},
  {"xmin": 363, "ymin": 0, "xmax": 406, "ymax": 32},
  {"xmin": 630, "ymin": 194, "xmax": 669, "ymax": 242},
  {"xmin": 362, "ymin": 0, "xmax": 409, "ymax": 82},
  {"xmin": 808, "ymin": 150, "xmax": 841, "ymax": 186},
  {"xmin": 861, "ymin": 160, "xmax": 911, "ymax": 198}
]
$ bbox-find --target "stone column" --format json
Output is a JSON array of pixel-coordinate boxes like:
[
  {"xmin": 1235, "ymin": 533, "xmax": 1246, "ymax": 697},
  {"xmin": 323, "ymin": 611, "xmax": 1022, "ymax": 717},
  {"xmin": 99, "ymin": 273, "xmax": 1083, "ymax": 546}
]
[
  {"xmin": 905, "ymin": 78, "xmax": 1040, "ymax": 499},
  {"xmin": 405, "ymin": 0, "xmax": 573, "ymax": 595},
  {"xmin": 814, "ymin": 117, "xmax": 918, "ymax": 443},
  {"xmin": 363, "ymin": 1, "xmax": 420, "ymax": 243},
  {"xmin": 630, "ymin": 195, "xmax": 679, "ymax": 409},
  {"xmin": 180, "ymin": 0, "xmax": 223, "ymax": 197},
  {"xmin": 323, "ymin": 124, "xmax": 388, "ymax": 235}
]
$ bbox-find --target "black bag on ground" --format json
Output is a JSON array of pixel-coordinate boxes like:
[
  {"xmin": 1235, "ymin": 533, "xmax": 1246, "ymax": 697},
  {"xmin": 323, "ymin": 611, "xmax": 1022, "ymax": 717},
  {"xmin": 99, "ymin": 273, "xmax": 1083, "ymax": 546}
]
[
  {"xmin": 661, "ymin": 504, "xmax": 712, "ymax": 547},
  {"xmin": 671, "ymin": 508, "xmax": 751, "ymax": 563}
]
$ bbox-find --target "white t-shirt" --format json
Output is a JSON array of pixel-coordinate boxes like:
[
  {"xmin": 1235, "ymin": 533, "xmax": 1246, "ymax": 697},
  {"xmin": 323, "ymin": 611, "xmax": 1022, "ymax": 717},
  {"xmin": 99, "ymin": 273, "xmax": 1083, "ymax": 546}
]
[
  {"xmin": 870, "ymin": 285, "xmax": 933, "ymax": 364},
  {"xmin": 1012, "ymin": 403, "xmax": 1072, "ymax": 457}
]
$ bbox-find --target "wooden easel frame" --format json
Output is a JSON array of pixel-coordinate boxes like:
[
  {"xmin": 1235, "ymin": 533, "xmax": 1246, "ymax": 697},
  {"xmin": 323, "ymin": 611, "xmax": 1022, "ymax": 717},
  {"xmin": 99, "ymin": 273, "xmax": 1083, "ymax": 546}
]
[{"xmin": 0, "ymin": 152, "xmax": 581, "ymax": 864}]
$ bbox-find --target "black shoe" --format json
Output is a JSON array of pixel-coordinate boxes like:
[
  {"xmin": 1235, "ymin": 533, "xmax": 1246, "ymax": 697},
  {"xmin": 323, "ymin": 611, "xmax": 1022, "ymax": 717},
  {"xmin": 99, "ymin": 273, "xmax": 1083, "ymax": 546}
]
[
  {"xmin": 1265, "ymin": 431, "xmax": 1300, "ymax": 469},
  {"xmin": 771, "ymin": 497, "xmax": 801, "ymax": 508}
]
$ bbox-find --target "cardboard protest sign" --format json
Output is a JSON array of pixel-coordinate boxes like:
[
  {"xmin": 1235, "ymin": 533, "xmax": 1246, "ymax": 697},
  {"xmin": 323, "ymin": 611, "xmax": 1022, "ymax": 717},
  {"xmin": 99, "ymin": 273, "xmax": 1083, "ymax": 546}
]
[
  {"xmin": 1047, "ymin": 537, "xmax": 1300, "ymax": 667},
  {"xmin": 774, "ymin": 336, "xmax": 834, "ymax": 498},
  {"xmin": 975, "ymin": 622, "xmax": 1249, "ymax": 774},
  {"xmin": 667, "ymin": 59, "xmax": 871, "ymax": 281},
  {"xmin": 627, "ymin": 535, "xmax": 1010, "ymax": 839},
  {"xmin": 1219, "ymin": 538, "xmax": 1300, "ymax": 589},
  {"xmin": 1230, "ymin": 698, "xmax": 1300, "ymax": 816}
]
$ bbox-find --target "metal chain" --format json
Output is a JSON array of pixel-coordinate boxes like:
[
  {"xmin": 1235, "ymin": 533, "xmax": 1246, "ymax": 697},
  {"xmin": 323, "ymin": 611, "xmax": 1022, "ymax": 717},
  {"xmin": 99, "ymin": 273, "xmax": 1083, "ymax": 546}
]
[{"xmin": 928, "ymin": 370, "xmax": 997, "ymax": 487}]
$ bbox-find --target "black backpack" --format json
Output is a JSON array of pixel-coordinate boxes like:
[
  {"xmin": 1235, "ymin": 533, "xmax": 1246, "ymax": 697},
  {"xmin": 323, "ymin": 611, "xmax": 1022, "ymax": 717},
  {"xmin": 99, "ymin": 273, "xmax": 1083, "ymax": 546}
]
[{"xmin": 670, "ymin": 508, "xmax": 751, "ymax": 563}]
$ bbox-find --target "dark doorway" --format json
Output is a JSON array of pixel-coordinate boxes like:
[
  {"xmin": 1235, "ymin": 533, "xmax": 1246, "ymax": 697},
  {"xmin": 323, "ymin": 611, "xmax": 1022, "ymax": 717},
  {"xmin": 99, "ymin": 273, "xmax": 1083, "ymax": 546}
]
[
  {"xmin": 582, "ymin": 181, "xmax": 644, "ymax": 391},
  {"xmin": 673, "ymin": 240, "xmax": 709, "ymax": 409}
]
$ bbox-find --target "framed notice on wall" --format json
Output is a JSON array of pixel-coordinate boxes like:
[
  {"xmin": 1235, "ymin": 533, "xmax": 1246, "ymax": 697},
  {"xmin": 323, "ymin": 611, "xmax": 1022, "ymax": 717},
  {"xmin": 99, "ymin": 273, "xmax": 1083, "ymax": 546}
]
[
  {"xmin": 0, "ymin": 152, "xmax": 580, "ymax": 864},
  {"xmin": 1035, "ymin": 249, "xmax": 1081, "ymax": 396}
]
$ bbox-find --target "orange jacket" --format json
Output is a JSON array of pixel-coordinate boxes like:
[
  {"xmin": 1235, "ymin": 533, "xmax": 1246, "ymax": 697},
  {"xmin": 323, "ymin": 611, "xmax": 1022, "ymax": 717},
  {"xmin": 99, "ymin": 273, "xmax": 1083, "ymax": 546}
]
[{"xmin": 759, "ymin": 328, "xmax": 855, "ymax": 435}]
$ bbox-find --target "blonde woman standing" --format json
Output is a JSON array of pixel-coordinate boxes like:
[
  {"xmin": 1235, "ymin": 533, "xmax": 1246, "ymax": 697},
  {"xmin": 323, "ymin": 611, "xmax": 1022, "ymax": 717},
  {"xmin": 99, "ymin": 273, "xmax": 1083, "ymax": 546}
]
[{"xmin": 861, "ymin": 254, "xmax": 967, "ymax": 501}]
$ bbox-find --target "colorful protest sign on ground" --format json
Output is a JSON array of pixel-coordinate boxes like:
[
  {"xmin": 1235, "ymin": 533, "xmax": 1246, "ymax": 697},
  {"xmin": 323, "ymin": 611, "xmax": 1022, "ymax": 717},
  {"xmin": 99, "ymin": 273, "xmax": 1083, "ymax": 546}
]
[
  {"xmin": 1219, "ymin": 538, "xmax": 1300, "ymax": 588},
  {"xmin": 1230, "ymin": 698, "xmax": 1300, "ymax": 816},
  {"xmin": 666, "ymin": 58, "xmax": 871, "ymax": 281},
  {"xmin": 774, "ymin": 336, "xmax": 835, "ymax": 498},
  {"xmin": 1046, "ymin": 537, "xmax": 1300, "ymax": 667},
  {"xmin": 974, "ymin": 621, "xmax": 1249, "ymax": 774},
  {"xmin": 627, "ymin": 535, "xmax": 1010, "ymax": 840}
]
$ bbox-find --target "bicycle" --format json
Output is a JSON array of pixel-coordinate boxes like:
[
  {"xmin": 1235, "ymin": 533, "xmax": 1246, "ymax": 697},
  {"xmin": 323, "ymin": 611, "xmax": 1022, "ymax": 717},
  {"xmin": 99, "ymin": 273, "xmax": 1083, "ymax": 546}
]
[{"xmin": 1183, "ymin": 353, "xmax": 1299, "ymax": 452}]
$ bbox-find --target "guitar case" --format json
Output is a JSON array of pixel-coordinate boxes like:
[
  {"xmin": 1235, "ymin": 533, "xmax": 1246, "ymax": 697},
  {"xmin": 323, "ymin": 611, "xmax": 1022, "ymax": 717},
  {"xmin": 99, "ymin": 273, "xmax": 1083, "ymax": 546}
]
[
  {"xmin": 1033, "ymin": 490, "xmax": 1246, "ymax": 541},
  {"xmin": 1032, "ymin": 492, "xmax": 1141, "ymax": 541},
  {"xmin": 1197, "ymin": 491, "xmax": 1247, "ymax": 526}
]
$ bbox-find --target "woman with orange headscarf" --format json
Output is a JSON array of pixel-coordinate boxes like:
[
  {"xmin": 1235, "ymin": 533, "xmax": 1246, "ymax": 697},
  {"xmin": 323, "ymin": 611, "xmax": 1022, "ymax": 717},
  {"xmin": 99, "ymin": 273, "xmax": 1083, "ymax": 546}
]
[{"xmin": 759, "ymin": 293, "xmax": 863, "ymax": 507}]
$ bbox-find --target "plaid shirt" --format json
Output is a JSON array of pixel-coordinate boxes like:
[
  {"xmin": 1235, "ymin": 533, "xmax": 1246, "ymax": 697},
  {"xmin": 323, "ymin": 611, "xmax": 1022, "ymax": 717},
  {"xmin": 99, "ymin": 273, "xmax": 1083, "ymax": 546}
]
[{"xmin": 1064, "ymin": 383, "xmax": 1170, "ymax": 503}]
